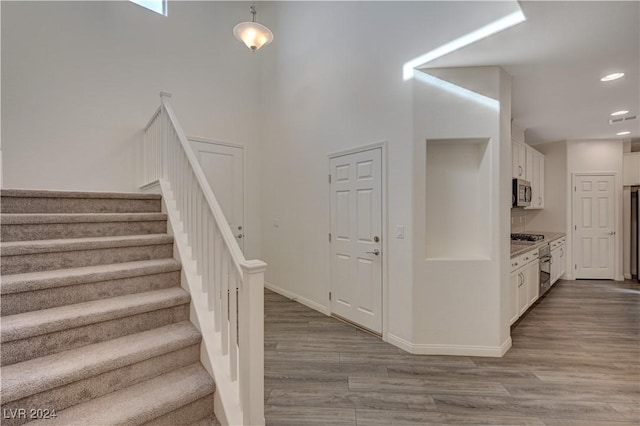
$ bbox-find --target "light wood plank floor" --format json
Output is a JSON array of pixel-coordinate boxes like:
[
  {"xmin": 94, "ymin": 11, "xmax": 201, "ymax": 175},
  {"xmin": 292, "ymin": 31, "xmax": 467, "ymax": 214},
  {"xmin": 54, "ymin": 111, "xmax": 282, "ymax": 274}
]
[{"xmin": 264, "ymin": 279, "xmax": 640, "ymax": 425}]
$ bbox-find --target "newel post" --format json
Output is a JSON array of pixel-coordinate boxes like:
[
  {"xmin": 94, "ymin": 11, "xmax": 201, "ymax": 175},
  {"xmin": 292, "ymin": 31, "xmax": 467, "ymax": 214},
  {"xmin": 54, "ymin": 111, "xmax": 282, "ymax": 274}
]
[{"xmin": 239, "ymin": 259, "xmax": 267, "ymax": 426}]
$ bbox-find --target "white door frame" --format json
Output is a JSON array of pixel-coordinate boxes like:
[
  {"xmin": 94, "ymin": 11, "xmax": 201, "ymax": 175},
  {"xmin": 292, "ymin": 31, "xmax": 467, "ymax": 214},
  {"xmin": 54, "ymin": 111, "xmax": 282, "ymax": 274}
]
[
  {"xmin": 570, "ymin": 172, "xmax": 620, "ymax": 280},
  {"xmin": 188, "ymin": 136, "xmax": 247, "ymax": 250},
  {"xmin": 328, "ymin": 141, "xmax": 388, "ymax": 339}
]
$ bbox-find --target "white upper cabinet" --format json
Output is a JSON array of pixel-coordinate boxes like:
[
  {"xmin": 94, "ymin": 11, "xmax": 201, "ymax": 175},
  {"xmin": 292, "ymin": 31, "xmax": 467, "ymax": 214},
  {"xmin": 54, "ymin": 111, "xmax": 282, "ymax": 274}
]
[
  {"xmin": 526, "ymin": 148, "xmax": 545, "ymax": 209},
  {"xmin": 512, "ymin": 142, "xmax": 527, "ymax": 179},
  {"xmin": 511, "ymin": 121, "xmax": 544, "ymax": 208},
  {"xmin": 623, "ymin": 152, "xmax": 640, "ymax": 186}
]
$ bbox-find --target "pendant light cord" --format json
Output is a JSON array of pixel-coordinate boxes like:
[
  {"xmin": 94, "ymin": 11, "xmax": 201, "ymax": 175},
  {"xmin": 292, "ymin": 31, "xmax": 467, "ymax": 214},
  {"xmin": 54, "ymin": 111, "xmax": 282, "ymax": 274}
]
[{"xmin": 250, "ymin": 3, "xmax": 256, "ymax": 23}]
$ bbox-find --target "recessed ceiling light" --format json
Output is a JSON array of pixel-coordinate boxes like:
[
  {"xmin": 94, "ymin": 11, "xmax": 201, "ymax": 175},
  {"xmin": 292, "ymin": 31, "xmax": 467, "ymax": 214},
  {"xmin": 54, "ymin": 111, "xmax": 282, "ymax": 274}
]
[
  {"xmin": 611, "ymin": 110, "xmax": 629, "ymax": 116},
  {"xmin": 601, "ymin": 73, "xmax": 625, "ymax": 82},
  {"xmin": 617, "ymin": 131, "xmax": 631, "ymax": 136}
]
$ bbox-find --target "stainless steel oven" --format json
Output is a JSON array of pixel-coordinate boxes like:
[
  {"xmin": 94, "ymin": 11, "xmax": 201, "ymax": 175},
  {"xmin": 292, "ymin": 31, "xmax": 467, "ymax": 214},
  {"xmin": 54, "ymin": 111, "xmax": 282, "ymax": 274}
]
[{"xmin": 539, "ymin": 243, "xmax": 551, "ymax": 296}]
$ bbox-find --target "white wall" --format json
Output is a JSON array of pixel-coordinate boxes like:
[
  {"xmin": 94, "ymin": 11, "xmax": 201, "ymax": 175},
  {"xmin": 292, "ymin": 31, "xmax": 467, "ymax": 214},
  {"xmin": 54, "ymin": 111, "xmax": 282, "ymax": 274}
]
[
  {"xmin": 1, "ymin": 1, "xmax": 265, "ymax": 259},
  {"xmin": 257, "ymin": 1, "xmax": 520, "ymax": 345},
  {"xmin": 525, "ymin": 140, "xmax": 567, "ymax": 233},
  {"xmin": 412, "ymin": 66, "xmax": 511, "ymax": 355},
  {"xmin": 566, "ymin": 139, "xmax": 624, "ymax": 280}
]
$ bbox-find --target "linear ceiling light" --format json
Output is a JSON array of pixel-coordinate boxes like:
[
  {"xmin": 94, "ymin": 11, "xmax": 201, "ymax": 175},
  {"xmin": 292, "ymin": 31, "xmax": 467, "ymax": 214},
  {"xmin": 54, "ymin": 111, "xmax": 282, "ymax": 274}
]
[
  {"xmin": 611, "ymin": 110, "xmax": 629, "ymax": 116},
  {"xmin": 403, "ymin": 10, "xmax": 526, "ymax": 80},
  {"xmin": 601, "ymin": 73, "xmax": 624, "ymax": 82},
  {"xmin": 414, "ymin": 71, "xmax": 499, "ymax": 110}
]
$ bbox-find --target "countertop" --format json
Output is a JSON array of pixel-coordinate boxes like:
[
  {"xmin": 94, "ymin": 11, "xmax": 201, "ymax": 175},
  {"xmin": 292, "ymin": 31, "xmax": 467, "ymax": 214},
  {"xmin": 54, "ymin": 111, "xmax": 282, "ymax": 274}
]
[{"xmin": 510, "ymin": 231, "xmax": 566, "ymax": 258}]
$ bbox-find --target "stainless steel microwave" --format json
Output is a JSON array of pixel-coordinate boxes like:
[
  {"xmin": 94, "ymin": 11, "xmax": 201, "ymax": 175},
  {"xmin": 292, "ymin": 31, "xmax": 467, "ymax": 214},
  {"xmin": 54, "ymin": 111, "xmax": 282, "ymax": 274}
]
[{"xmin": 512, "ymin": 178, "xmax": 532, "ymax": 208}]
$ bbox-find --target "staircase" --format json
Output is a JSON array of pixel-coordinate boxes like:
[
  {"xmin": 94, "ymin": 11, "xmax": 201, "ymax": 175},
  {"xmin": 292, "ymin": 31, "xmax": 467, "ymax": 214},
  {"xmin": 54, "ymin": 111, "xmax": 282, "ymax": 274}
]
[{"xmin": 0, "ymin": 189, "xmax": 220, "ymax": 426}]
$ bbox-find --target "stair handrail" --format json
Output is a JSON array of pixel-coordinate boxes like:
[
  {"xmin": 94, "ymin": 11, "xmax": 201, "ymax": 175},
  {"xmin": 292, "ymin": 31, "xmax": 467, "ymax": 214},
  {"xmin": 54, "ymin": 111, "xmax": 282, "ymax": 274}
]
[
  {"xmin": 141, "ymin": 92, "xmax": 265, "ymax": 426},
  {"xmin": 161, "ymin": 93, "xmax": 247, "ymax": 272}
]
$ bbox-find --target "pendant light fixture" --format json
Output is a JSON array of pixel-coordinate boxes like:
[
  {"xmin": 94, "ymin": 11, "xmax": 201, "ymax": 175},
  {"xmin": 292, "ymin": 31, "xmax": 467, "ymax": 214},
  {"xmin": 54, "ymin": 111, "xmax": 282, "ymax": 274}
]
[{"xmin": 233, "ymin": 3, "xmax": 273, "ymax": 52}]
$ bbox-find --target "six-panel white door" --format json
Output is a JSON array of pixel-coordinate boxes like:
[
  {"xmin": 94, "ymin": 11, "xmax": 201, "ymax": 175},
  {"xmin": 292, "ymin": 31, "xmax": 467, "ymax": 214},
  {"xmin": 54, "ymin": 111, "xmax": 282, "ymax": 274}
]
[
  {"xmin": 330, "ymin": 148, "xmax": 382, "ymax": 334},
  {"xmin": 573, "ymin": 174, "xmax": 615, "ymax": 279},
  {"xmin": 190, "ymin": 139, "xmax": 245, "ymax": 251}
]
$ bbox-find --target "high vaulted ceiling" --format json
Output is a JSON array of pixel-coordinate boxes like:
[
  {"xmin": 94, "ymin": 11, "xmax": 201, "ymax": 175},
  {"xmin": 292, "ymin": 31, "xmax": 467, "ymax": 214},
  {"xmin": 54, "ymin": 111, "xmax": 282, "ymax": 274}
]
[{"xmin": 427, "ymin": 1, "xmax": 640, "ymax": 144}]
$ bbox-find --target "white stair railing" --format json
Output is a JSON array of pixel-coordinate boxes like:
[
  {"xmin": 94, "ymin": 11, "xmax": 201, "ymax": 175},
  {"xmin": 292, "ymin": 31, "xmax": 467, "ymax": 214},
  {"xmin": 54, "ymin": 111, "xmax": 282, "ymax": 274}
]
[{"xmin": 142, "ymin": 92, "xmax": 265, "ymax": 426}]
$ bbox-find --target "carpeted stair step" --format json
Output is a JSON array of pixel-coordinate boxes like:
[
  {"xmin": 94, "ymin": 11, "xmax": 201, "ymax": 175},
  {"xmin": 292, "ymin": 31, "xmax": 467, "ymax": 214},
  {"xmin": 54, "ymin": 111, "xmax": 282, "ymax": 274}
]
[
  {"xmin": 1, "ymin": 189, "xmax": 162, "ymax": 214},
  {"xmin": 1, "ymin": 259, "xmax": 182, "ymax": 315},
  {"xmin": 22, "ymin": 363, "xmax": 215, "ymax": 426},
  {"xmin": 0, "ymin": 322, "xmax": 202, "ymax": 426},
  {"xmin": 1, "ymin": 213, "xmax": 168, "ymax": 241},
  {"xmin": 190, "ymin": 414, "xmax": 223, "ymax": 426},
  {"xmin": 1, "ymin": 288, "xmax": 190, "ymax": 365},
  {"xmin": 1, "ymin": 234, "xmax": 174, "ymax": 274}
]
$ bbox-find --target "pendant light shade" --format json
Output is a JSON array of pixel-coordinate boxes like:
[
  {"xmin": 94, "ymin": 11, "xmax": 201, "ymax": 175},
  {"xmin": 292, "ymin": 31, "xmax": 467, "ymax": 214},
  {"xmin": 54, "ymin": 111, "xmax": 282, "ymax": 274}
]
[{"xmin": 233, "ymin": 5, "xmax": 273, "ymax": 52}]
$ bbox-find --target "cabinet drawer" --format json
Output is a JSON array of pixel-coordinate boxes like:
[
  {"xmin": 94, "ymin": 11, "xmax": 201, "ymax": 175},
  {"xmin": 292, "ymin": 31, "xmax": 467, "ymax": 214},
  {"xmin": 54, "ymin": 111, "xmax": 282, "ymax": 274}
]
[
  {"xmin": 550, "ymin": 238, "xmax": 566, "ymax": 249},
  {"xmin": 511, "ymin": 248, "xmax": 538, "ymax": 272}
]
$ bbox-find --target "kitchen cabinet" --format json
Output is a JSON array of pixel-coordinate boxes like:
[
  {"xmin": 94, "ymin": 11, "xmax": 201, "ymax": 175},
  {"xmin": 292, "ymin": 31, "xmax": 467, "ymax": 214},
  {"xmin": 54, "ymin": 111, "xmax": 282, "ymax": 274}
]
[
  {"xmin": 623, "ymin": 152, "xmax": 640, "ymax": 186},
  {"xmin": 509, "ymin": 271, "xmax": 520, "ymax": 325},
  {"xmin": 510, "ymin": 249, "xmax": 540, "ymax": 324},
  {"xmin": 527, "ymin": 259, "xmax": 540, "ymax": 306},
  {"xmin": 526, "ymin": 149, "xmax": 545, "ymax": 209},
  {"xmin": 512, "ymin": 142, "xmax": 527, "ymax": 180},
  {"xmin": 550, "ymin": 238, "xmax": 566, "ymax": 285},
  {"xmin": 512, "ymin": 141, "xmax": 545, "ymax": 209}
]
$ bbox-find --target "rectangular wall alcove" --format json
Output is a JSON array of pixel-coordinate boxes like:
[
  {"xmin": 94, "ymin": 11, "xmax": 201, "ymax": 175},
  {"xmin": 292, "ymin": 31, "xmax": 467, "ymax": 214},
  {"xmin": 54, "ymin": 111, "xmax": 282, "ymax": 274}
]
[{"xmin": 425, "ymin": 138, "xmax": 492, "ymax": 259}]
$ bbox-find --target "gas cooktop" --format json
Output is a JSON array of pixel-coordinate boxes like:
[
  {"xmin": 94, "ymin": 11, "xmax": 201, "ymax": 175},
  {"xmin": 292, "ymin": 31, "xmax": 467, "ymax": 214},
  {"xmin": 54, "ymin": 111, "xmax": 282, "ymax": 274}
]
[{"xmin": 511, "ymin": 233, "xmax": 545, "ymax": 242}]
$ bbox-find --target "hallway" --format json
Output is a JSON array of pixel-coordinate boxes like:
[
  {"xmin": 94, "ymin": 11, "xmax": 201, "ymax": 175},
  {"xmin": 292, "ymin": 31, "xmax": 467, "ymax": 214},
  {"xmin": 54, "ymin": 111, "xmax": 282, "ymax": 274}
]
[{"xmin": 263, "ymin": 280, "xmax": 640, "ymax": 425}]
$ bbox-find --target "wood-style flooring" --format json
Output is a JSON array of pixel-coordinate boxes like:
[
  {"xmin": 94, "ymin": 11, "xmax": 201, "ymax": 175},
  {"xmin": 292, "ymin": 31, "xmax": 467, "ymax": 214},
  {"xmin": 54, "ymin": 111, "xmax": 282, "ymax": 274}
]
[{"xmin": 264, "ymin": 279, "xmax": 640, "ymax": 425}]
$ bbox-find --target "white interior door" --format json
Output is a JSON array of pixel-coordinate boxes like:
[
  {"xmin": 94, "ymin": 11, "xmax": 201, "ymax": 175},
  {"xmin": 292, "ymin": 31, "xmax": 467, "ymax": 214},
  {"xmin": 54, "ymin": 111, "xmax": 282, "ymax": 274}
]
[
  {"xmin": 573, "ymin": 174, "xmax": 615, "ymax": 279},
  {"xmin": 190, "ymin": 139, "xmax": 245, "ymax": 251},
  {"xmin": 330, "ymin": 148, "xmax": 382, "ymax": 334}
]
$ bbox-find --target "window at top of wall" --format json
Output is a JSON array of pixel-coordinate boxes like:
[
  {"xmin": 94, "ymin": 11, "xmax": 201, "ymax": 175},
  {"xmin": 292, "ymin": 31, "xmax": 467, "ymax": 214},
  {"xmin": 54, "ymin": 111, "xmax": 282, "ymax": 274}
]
[{"xmin": 130, "ymin": 0, "xmax": 167, "ymax": 16}]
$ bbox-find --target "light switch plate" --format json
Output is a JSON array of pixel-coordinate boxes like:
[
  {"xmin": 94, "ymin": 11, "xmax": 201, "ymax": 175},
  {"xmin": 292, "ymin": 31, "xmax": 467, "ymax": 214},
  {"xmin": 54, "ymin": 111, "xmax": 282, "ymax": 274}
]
[{"xmin": 396, "ymin": 225, "xmax": 405, "ymax": 239}]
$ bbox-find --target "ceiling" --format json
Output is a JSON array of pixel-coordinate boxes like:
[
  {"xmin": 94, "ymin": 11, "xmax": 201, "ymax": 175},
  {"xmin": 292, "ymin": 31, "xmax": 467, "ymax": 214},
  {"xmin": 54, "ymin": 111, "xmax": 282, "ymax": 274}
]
[{"xmin": 426, "ymin": 1, "xmax": 640, "ymax": 144}]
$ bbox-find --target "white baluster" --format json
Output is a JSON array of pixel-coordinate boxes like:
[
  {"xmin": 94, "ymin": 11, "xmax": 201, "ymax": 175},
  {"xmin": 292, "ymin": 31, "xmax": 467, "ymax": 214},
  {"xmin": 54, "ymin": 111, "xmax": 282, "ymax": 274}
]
[
  {"xmin": 202, "ymin": 212, "xmax": 209, "ymax": 293},
  {"xmin": 212, "ymin": 231, "xmax": 222, "ymax": 326},
  {"xmin": 196, "ymin": 193, "xmax": 202, "ymax": 275},
  {"xmin": 229, "ymin": 267, "xmax": 238, "ymax": 381},
  {"xmin": 221, "ymin": 250, "xmax": 229, "ymax": 355}
]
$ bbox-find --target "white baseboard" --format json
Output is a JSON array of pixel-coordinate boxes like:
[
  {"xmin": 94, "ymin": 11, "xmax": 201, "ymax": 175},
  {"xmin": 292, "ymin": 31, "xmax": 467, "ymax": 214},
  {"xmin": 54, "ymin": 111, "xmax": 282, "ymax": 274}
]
[
  {"xmin": 386, "ymin": 333, "xmax": 414, "ymax": 353},
  {"xmin": 265, "ymin": 281, "xmax": 330, "ymax": 316},
  {"xmin": 624, "ymin": 273, "xmax": 632, "ymax": 280},
  {"xmin": 387, "ymin": 333, "xmax": 512, "ymax": 357}
]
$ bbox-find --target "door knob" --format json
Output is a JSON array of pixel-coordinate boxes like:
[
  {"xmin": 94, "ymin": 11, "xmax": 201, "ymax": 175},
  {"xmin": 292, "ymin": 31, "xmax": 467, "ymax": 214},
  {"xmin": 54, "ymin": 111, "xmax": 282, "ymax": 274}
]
[
  {"xmin": 366, "ymin": 249, "xmax": 380, "ymax": 256},
  {"xmin": 608, "ymin": 231, "xmax": 616, "ymax": 235},
  {"xmin": 236, "ymin": 233, "xmax": 243, "ymax": 239}
]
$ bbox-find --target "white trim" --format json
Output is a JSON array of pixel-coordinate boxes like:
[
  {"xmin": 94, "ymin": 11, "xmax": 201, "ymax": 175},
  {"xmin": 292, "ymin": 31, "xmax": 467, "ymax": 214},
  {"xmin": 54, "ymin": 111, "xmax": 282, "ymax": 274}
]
[
  {"xmin": 328, "ymin": 141, "xmax": 388, "ymax": 340},
  {"xmin": 386, "ymin": 333, "xmax": 414, "ymax": 353},
  {"xmin": 387, "ymin": 333, "xmax": 512, "ymax": 357},
  {"xmin": 624, "ymin": 273, "xmax": 632, "ymax": 279},
  {"xmin": 265, "ymin": 281, "xmax": 330, "ymax": 316},
  {"xmin": 188, "ymin": 135, "xmax": 246, "ymax": 150}
]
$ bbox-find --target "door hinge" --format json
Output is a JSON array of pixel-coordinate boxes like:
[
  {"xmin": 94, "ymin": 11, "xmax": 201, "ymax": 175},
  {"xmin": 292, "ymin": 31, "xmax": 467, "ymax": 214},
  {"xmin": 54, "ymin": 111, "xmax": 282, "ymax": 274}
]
[
  {"xmin": 329, "ymin": 233, "xmax": 332, "ymax": 242},
  {"xmin": 574, "ymin": 186, "xmax": 577, "ymax": 192},
  {"xmin": 329, "ymin": 292, "xmax": 332, "ymax": 301},
  {"xmin": 575, "ymin": 264, "xmax": 577, "ymax": 270},
  {"xmin": 575, "ymin": 225, "xmax": 577, "ymax": 230},
  {"xmin": 329, "ymin": 174, "xmax": 331, "ymax": 184}
]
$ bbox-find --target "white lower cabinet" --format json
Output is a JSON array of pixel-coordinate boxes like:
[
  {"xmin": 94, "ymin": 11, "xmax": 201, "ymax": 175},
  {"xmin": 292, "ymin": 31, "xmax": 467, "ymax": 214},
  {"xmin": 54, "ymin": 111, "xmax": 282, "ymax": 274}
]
[
  {"xmin": 550, "ymin": 242, "xmax": 565, "ymax": 285},
  {"xmin": 509, "ymin": 271, "xmax": 520, "ymax": 325},
  {"xmin": 527, "ymin": 259, "xmax": 540, "ymax": 306},
  {"xmin": 510, "ymin": 250, "xmax": 541, "ymax": 325}
]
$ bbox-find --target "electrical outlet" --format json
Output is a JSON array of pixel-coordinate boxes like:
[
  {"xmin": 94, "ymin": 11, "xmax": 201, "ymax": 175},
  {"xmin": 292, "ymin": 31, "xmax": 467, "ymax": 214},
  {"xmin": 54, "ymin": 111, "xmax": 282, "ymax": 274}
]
[{"xmin": 396, "ymin": 225, "xmax": 405, "ymax": 239}]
